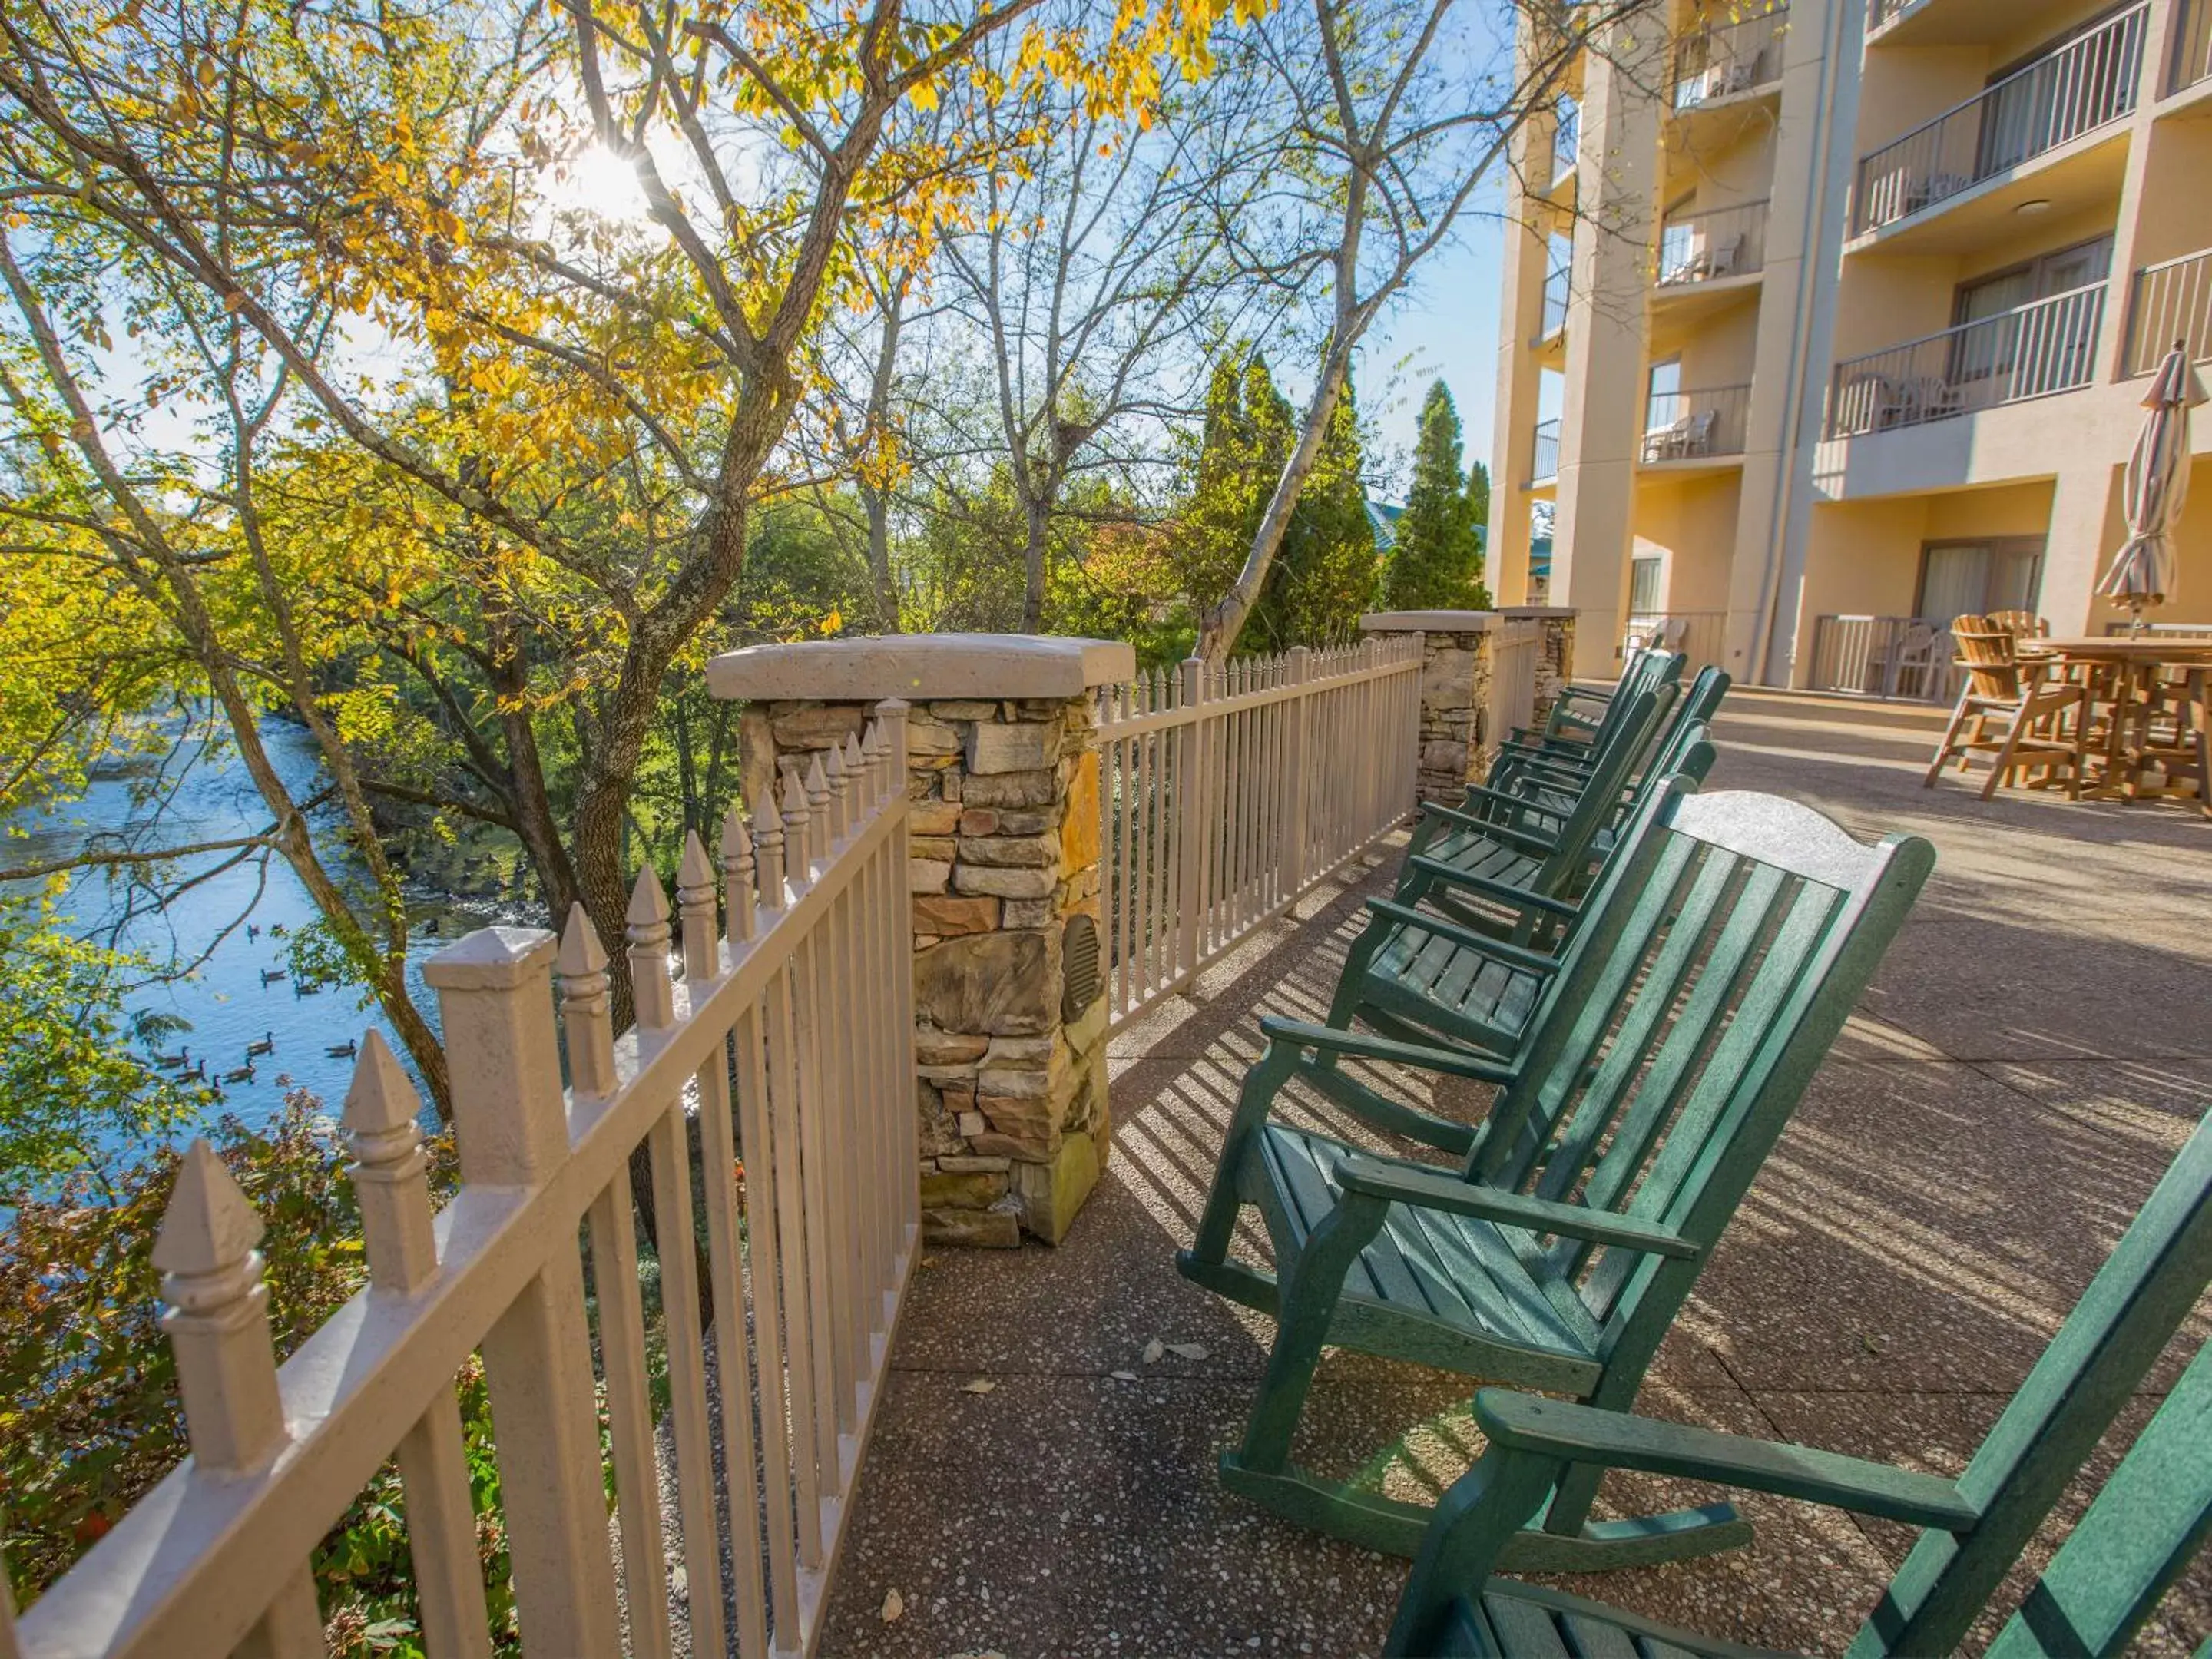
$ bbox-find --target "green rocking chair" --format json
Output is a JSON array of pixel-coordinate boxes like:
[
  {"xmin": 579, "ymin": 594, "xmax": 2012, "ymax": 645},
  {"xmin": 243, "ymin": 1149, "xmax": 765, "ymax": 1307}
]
[
  {"xmin": 1177, "ymin": 784, "xmax": 1935, "ymax": 1573},
  {"xmin": 1386, "ymin": 1105, "xmax": 2212, "ymax": 1656}
]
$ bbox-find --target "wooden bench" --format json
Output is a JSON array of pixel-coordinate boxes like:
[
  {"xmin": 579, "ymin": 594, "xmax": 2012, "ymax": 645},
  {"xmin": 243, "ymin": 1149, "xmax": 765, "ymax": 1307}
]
[
  {"xmin": 1176, "ymin": 785, "xmax": 1936, "ymax": 1572},
  {"xmin": 1386, "ymin": 1104, "xmax": 2212, "ymax": 1655}
]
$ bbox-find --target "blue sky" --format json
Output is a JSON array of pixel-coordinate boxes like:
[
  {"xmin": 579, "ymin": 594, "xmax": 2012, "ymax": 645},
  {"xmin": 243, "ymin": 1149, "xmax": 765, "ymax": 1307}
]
[{"xmin": 1356, "ymin": 223, "xmax": 1503, "ymax": 502}]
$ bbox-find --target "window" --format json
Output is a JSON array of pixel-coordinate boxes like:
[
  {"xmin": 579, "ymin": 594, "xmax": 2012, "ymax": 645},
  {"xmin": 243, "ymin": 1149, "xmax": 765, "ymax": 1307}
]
[
  {"xmin": 1948, "ymin": 237, "xmax": 2111, "ymax": 387},
  {"xmin": 1629, "ymin": 556, "xmax": 1664, "ymax": 614},
  {"xmin": 1915, "ymin": 538, "xmax": 2045, "ymax": 624},
  {"xmin": 1646, "ymin": 358, "xmax": 1683, "ymax": 431}
]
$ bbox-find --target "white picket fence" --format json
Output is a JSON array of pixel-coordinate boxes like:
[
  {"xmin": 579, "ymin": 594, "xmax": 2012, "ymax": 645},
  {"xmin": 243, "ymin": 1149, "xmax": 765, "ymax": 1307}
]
[
  {"xmin": 10, "ymin": 707, "xmax": 919, "ymax": 1659},
  {"xmin": 1093, "ymin": 636, "xmax": 1423, "ymax": 1029},
  {"xmin": 1486, "ymin": 618, "xmax": 1541, "ymax": 759}
]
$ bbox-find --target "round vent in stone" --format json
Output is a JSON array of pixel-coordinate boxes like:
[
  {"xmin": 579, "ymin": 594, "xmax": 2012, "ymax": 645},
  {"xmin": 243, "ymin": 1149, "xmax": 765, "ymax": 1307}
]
[{"xmin": 1061, "ymin": 914, "xmax": 1101, "ymax": 1023}]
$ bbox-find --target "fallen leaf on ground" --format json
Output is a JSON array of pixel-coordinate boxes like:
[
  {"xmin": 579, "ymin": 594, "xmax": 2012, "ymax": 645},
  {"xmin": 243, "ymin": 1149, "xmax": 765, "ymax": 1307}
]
[
  {"xmin": 1141, "ymin": 1338, "xmax": 1164, "ymax": 1364},
  {"xmin": 1109, "ymin": 1369, "xmax": 1138, "ymax": 1381},
  {"xmin": 919, "ymin": 1255, "xmax": 939, "ymax": 1269},
  {"xmin": 880, "ymin": 1588, "xmax": 904, "ymax": 1623},
  {"xmin": 1164, "ymin": 1342, "xmax": 1209, "ymax": 1360},
  {"xmin": 961, "ymin": 1377, "xmax": 997, "ymax": 1395}
]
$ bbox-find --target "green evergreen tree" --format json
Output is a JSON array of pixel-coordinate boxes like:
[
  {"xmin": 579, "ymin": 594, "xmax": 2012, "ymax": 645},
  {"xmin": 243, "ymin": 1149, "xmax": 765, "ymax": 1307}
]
[
  {"xmin": 1173, "ymin": 347, "xmax": 1377, "ymax": 655},
  {"xmin": 1382, "ymin": 379, "xmax": 1491, "ymax": 610}
]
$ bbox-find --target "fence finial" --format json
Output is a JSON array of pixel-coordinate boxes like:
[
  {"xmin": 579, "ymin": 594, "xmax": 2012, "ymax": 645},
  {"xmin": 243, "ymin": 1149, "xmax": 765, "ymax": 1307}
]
[
  {"xmin": 343, "ymin": 1031, "xmax": 439, "ymax": 1296},
  {"xmin": 627, "ymin": 865, "xmax": 677, "ymax": 1031},
  {"xmin": 154, "ymin": 1139, "xmax": 291, "ymax": 1475},
  {"xmin": 556, "ymin": 904, "xmax": 618, "ymax": 1099},
  {"xmin": 755, "ymin": 788, "xmax": 788, "ymax": 909},
  {"xmin": 677, "ymin": 829, "xmax": 719, "ymax": 984},
  {"xmin": 805, "ymin": 753, "xmax": 833, "ymax": 853},
  {"xmin": 780, "ymin": 763, "xmax": 814, "ymax": 891},
  {"xmin": 843, "ymin": 730, "xmax": 870, "ymax": 814},
  {"xmin": 720, "ymin": 806, "xmax": 757, "ymax": 943},
  {"xmin": 823, "ymin": 740, "xmax": 851, "ymax": 843}
]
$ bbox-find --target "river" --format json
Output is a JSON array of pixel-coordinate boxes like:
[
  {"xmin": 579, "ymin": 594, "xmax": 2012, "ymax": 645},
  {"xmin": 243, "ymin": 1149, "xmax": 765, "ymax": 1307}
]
[{"xmin": 7, "ymin": 713, "xmax": 528, "ymax": 1145}]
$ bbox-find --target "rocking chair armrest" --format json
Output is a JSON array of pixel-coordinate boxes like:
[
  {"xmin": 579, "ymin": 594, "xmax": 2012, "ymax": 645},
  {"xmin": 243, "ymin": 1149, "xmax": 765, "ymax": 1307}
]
[
  {"xmin": 1414, "ymin": 800, "xmax": 1560, "ymax": 857},
  {"xmin": 1404, "ymin": 858, "xmax": 1581, "ymax": 918},
  {"xmin": 1472, "ymin": 1391, "xmax": 1983, "ymax": 1531},
  {"xmin": 1362, "ymin": 899, "xmax": 1565, "ymax": 976},
  {"xmin": 1330, "ymin": 1157, "xmax": 1698, "ymax": 1260},
  {"xmin": 1254, "ymin": 1016, "xmax": 1516, "ymax": 1085}
]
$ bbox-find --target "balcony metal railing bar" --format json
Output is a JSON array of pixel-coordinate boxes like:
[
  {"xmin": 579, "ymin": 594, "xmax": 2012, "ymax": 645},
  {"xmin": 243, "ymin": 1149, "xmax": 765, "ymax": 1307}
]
[
  {"xmin": 1551, "ymin": 95, "xmax": 1580, "ymax": 188},
  {"xmin": 1532, "ymin": 417, "xmax": 1561, "ymax": 483},
  {"xmin": 1852, "ymin": 2, "xmax": 2147, "ymax": 235},
  {"xmin": 1806, "ymin": 615, "xmax": 1959, "ymax": 703},
  {"xmin": 1541, "ymin": 263, "xmax": 1570, "ymax": 339},
  {"xmin": 1643, "ymin": 383, "xmax": 1753, "ymax": 460},
  {"xmin": 2124, "ymin": 247, "xmax": 2212, "ymax": 376},
  {"xmin": 1657, "ymin": 200, "xmax": 1770, "ymax": 287},
  {"xmin": 1672, "ymin": 5, "xmax": 1788, "ymax": 109},
  {"xmin": 2173, "ymin": 0, "xmax": 2212, "ymax": 91},
  {"xmin": 1825, "ymin": 282, "xmax": 2106, "ymax": 439}
]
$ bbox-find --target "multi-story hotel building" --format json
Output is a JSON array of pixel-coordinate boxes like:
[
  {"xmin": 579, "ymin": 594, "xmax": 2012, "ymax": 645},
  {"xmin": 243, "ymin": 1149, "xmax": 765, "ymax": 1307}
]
[{"xmin": 1489, "ymin": 0, "xmax": 2212, "ymax": 694}]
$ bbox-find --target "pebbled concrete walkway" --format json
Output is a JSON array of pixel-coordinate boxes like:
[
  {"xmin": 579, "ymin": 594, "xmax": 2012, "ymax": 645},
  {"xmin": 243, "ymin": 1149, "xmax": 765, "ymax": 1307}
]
[{"xmin": 818, "ymin": 690, "xmax": 2212, "ymax": 1658}]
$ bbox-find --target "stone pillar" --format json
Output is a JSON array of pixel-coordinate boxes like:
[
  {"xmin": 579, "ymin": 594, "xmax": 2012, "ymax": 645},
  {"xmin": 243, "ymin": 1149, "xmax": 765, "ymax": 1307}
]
[
  {"xmin": 1502, "ymin": 606, "xmax": 1578, "ymax": 729},
  {"xmin": 705, "ymin": 634, "xmax": 1134, "ymax": 1249},
  {"xmin": 1362, "ymin": 611, "xmax": 1498, "ymax": 798}
]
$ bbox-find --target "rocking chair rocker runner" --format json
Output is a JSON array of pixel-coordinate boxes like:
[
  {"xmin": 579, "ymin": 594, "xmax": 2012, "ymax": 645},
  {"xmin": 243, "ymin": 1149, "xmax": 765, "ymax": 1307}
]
[
  {"xmin": 1176, "ymin": 784, "xmax": 1935, "ymax": 1573},
  {"xmin": 1385, "ymin": 1104, "xmax": 2212, "ymax": 1656}
]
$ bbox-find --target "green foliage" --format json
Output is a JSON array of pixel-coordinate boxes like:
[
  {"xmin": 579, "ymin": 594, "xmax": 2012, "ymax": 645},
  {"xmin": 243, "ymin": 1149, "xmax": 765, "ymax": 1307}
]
[
  {"xmin": 1171, "ymin": 349, "xmax": 1378, "ymax": 655},
  {"xmin": 0, "ymin": 903, "xmax": 204, "ymax": 1196},
  {"xmin": 1381, "ymin": 380, "xmax": 1491, "ymax": 611}
]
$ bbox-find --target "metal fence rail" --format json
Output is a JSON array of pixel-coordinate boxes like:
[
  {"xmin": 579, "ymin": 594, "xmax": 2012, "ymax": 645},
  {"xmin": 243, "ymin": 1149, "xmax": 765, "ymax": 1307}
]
[
  {"xmin": 1094, "ymin": 637, "xmax": 1422, "ymax": 1032},
  {"xmin": 1826, "ymin": 284, "xmax": 2104, "ymax": 438},
  {"xmin": 1806, "ymin": 614, "xmax": 1956, "ymax": 703},
  {"xmin": 2125, "ymin": 247, "xmax": 2212, "ymax": 377},
  {"xmin": 1657, "ymin": 200, "xmax": 1769, "ymax": 286},
  {"xmin": 1853, "ymin": 2, "xmax": 2146, "ymax": 234},
  {"xmin": 12, "ymin": 711, "xmax": 919, "ymax": 1657}
]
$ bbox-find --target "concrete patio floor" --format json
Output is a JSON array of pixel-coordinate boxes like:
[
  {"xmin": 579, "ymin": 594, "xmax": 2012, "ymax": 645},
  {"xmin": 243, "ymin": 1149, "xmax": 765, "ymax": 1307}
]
[{"xmin": 817, "ymin": 689, "xmax": 2212, "ymax": 1658}]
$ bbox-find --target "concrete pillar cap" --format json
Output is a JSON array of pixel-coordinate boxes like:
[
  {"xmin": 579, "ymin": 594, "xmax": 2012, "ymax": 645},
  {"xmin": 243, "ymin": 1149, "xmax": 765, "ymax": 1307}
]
[
  {"xmin": 1360, "ymin": 610, "xmax": 1502, "ymax": 632},
  {"xmin": 707, "ymin": 634, "xmax": 1135, "ymax": 702}
]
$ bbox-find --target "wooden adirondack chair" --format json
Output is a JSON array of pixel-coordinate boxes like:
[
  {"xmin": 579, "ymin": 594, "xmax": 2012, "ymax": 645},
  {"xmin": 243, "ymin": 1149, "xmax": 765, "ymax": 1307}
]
[
  {"xmin": 1924, "ymin": 613, "xmax": 2091, "ymax": 800},
  {"xmin": 1385, "ymin": 1105, "xmax": 2212, "ymax": 1657},
  {"xmin": 1176, "ymin": 786, "xmax": 1935, "ymax": 1573},
  {"xmin": 1399, "ymin": 683, "xmax": 1677, "ymax": 923}
]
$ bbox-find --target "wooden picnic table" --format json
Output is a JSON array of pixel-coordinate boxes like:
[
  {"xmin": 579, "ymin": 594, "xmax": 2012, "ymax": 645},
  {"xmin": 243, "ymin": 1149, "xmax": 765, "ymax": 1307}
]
[{"xmin": 2016, "ymin": 635, "xmax": 2212, "ymax": 807}]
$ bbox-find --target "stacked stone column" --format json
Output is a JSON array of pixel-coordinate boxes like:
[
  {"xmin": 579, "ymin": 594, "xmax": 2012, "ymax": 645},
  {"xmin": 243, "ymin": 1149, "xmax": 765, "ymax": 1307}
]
[
  {"xmin": 1503, "ymin": 605, "xmax": 1579, "ymax": 732},
  {"xmin": 705, "ymin": 635, "xmax": 1131, "ymax": 1249}
]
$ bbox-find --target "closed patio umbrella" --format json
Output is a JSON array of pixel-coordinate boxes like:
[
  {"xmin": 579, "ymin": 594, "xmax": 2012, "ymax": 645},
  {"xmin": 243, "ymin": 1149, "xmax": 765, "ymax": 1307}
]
[{"xmin": 2098, "ymin": 339, "xmax": 2207, "ymax": 634}]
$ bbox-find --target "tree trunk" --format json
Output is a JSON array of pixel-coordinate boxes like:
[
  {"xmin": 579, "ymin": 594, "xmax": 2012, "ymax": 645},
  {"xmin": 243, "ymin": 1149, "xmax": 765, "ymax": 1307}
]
[{"xmin": 1021, "ymin": 495, "xmax": 1050, "ymax": 633}]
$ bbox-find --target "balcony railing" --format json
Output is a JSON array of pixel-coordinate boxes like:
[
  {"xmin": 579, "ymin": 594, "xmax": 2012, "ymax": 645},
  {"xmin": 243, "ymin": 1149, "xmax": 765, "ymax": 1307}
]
[
  {"xmin": 1642, "ymin": 383, "xmax": 1751, "ymax": 461},
  {"xmin": 1657, "ymin": 200, "xmax": 1770, "ymax": 286},
  {"xmin": 1806, "ymin": 615, "xmax": 1958, "ymax": 702},
  {"xmin": 2175, "ymin": 0, "xmax": 2212, "ymax": 91},
  {"xmin": 1624, "ymin": 610, "xmax": 1727, "ymax": 667},
  {"xmin": 1539, "ymin": 263, "xmax": 1570, "ymax": 339},
  {"xmin": 1867, "ymin": 0, "xmax": 1916, "ymax": 28},
  {"xmin": 1673, "ymin": 5, "xmax": 1787, "ymax": 109},
  {"xmin": 1551, "ymin": 94, "xmax": 1580, "ymax": 187},
  {"xmin": 1532, "ymin": 417, "xmax": 1561, "ymax": 483},
  {"xmin": 1825, "ymin": 283, "xmax": 2105, "ymax": 439},
  {"xmin": 2124, "ymin": 247, "xmax": 2212, "ymax": 376},
  {"xmin": 1851, "ymin": 2, "xmax": 2147, "ymax": 235}
]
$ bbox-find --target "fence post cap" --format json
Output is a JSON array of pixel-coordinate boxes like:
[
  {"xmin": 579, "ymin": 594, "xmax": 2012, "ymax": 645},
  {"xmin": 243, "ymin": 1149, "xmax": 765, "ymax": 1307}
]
[
  {"xmin": 154, "ymin": 1139, "xmax": 262, "ymax": 1280},
  {"xmin": 678, "ymin": 830, "xmax": 716, "ymax": 896},
  {"xmin": 342, "ymin": 1031, "xmax": 422, "ymax": 1139},
  {"xmin": 707, "ymin": 633, "xmax": 1134, "ymax": 701},
  {"xmin": 422, "ymin": 925, "xmax": 558, "ymax": 991},
  {"xmin": 555, "ymin": 902, "xmax": 608, "ymax": 976},
  {"xmin": 1360, "ymin": 610, "xmax": 1500, "ymax": 632}
]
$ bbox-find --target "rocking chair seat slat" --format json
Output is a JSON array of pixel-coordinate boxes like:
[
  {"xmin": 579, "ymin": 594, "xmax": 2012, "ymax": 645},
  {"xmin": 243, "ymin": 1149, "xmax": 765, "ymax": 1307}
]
[
  {"xmin": 1260, "ymin": 1124, "xmax": 1604, "ymax": 1359},
  {"xmin": 1362, "ymin": 919, "xmax": 1549, "ymax": 1043}
]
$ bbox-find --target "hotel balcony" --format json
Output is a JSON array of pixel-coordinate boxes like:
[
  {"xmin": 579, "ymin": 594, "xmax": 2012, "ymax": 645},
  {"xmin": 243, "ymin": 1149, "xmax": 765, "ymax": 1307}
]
[
  {"xmin": 1652, "ymin": 200, "xmax": 1768, "ymax": 326},
  {"xmin": 1531, "ymin": 416, "xmax": 1561, "ymax": 489},
  {"xmin": 1641, "ymin": 382, "xmax": 1751, "ymax": 472},
  {"xmin": 1671, "ymin": 5, "xmax": 1786, "ymax": 112},
  {"xmin": 1824, "ymin": 281, "xmax": 2104, "ymax": 439},
  {"xmin": 1849, "ymin": 2, "xmax": 2144, "ymax": 248},
  {"xmin": 2125, "ymin": 247, "xmax": 2212, "ymax": 377},
  {"xmin": 1869, "ymin": 0, "xmax": 2105, "ymax": 49}
]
